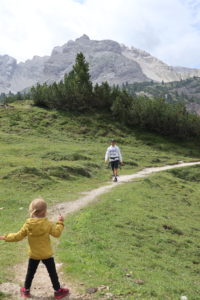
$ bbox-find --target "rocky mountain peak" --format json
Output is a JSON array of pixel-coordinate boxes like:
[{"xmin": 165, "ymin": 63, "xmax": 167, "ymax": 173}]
[
  {"xmin": 76, "ymin": 34, "xmax": 90, "ymax": 41},
  {"xmin": 0, "ymin": 55, "xmax": 17, "ymax": 79},
  {"xmin": 0, "ymin": 35, "xmax": 200, "ymax": 94}
]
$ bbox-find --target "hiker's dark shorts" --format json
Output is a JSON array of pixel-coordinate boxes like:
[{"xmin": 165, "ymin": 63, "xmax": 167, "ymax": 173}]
[{"xmin": 110, "ymin": 160, "xmax": 119, "ymax": 170}]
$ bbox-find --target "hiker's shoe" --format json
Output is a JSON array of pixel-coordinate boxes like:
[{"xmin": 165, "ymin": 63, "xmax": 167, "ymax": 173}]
[
  {"xmin": 113, "ymin": 176, "xmax": 118, "ymax": 182},
  {"xmin": 54, "ymin": 288, "xmax": 70, "ymax": 299},
  {"xmin": 20, "ymin": 288, "xmax": 31, "ymax": 298}
]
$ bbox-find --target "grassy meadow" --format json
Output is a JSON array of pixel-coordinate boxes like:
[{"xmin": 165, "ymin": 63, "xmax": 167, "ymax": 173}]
[
  {"xmin": 59, "ymin": 167, "xmax": 200, "ymax": 300},
  {"xmin": 0, "ymin": 101, "xmax": 200, "ymax": 299}
]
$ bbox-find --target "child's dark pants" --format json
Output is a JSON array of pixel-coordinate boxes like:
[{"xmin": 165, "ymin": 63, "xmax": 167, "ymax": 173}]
[{"xmin": 24, "ymin": 257, "xmax": 60, "ymax": 290}]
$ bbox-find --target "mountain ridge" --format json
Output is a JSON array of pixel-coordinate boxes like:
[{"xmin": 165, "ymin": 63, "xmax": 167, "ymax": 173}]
[{"xmin": 0, "ymin": 34, "xmax": 200, "ymax": 94}]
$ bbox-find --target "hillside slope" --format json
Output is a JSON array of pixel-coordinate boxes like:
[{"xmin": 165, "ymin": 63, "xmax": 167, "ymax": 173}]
[
  {"xmin": 0, "ymin": 101, "xmax": 200, "ymax": 299},
  {"xmin": 124, "ymin": 77, "xmax": 200, "ymax": 115}
]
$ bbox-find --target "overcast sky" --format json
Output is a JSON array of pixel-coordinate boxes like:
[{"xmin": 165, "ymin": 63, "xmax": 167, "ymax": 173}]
[{"xmin": 0, "ymin": 0, "xmax": 200, "ymax": 68}]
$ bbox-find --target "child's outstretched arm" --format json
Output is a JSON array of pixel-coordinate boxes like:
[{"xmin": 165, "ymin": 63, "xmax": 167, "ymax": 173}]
[
  {"xmin": 50, "ymin": 216, "xmax": 64, "ymax": 238},
  {"xmin": 3, "ymin": 223, "xmax": 27, "ymax": 242}
]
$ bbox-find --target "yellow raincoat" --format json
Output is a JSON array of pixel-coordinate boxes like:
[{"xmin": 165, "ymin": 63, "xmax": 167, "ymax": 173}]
[{"xmin": 5, "ymin": 218, "xmax": 64, "ymax": 260}]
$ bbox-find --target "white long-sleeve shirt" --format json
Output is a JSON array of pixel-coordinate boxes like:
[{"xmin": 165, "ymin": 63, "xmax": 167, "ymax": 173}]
[{"xmin": 105, "ymin": 145, "xmax": 122, "ymax": 162}]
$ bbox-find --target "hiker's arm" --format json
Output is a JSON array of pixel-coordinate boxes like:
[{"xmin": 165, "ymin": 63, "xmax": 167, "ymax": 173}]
[
  {"xmin": 105, "ymin": 149, "xmax": 109, "ymax": 162},
  {"xmin": 0, "ymin": 236, "xmax": 5, "ymax": 240},
  {"xmin": 118, "ymin": 147, "xmax": 123, "ymax": 163},
  {"xmin": 50, "ymin": 220, "xmax": 64, "ymax": 238},
  {"xmin": 4, "ymin": 224, "xmax": 27, "ymax": 242}
]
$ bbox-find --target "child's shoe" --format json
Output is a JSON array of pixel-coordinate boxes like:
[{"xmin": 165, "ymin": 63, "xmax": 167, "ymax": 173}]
[
  {"xmin": 20, "ymin": 288, "xmax": 31, "ymax": 298},
  {"xmin": 54, "ymin": 288, "xmax": 69, "ymax": 299}
]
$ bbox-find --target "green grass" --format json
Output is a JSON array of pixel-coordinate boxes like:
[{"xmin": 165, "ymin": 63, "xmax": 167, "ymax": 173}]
[
  {"xmin": 59, "ymin": 166, "xmax": 200, "ymax": 299},
  {"xmin": 0, "ymin": 101, "xmax": 200, "ymax": 298},
  {"xmin": 0, "ymin": 292, "xmax": 6, "ymax": 300}
]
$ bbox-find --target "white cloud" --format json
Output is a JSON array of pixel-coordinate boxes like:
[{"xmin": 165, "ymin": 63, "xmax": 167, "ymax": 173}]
[{"xmin": 0, "ymin": 0, "xmax": 199, "ymax": 67}]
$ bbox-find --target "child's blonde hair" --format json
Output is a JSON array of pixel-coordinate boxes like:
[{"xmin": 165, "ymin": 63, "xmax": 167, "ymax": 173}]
[{"xmin": 29, "ymin": 198, "xmax": 47, "ymax": 218}]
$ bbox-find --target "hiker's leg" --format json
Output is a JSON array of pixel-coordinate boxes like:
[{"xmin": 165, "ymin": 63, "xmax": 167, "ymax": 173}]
[
  {"xmin": 24, "ymin": 258, "xmax": 40, "ymax": 289},
  {"xmin": 42, "ymin": 257, "xmax": 60, "ymax": 291},
  {"xmin": 110, "ymin": 161, "xmax": 115, "ymax": 176},
  {"xmin": 114, "ymin": 168, "xmax": 118, "ymax": 176},
  {"xmin": 114, "ymin": 161, "xmax": 119, "ymax": 176}
]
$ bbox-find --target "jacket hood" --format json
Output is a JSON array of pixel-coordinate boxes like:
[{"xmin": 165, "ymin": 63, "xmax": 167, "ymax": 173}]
[{"xmin": 26, "ymin": 217, "xmax": 50, "ymax": 237}]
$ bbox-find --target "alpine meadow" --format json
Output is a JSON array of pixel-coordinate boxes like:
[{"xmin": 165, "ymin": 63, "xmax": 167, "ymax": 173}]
[{"xmin": 0, "ymin": 53, "xmax": 200, "ymax": 300}]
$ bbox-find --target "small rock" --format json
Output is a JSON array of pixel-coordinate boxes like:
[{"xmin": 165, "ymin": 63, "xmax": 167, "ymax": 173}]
[
  {"xmin": 86, "ymin": 287, "xmax": 98, "ymax": 294},
  {"xmin": 56, "ymin": 263, "xmax": 63, "ymax": 268},
  {"xmin": 163, "ymin": 224, "xmax": 172, "ymax": 230},
  {"xmin": 58, "ymin": 205, "xmax": 65, "ymax": 212},
  {"xmin": 133, "ymin": 278, "xmax": 145, "ymax": 284},
  {"xmin": 180, "ymin": 297, "xmax": 188, "ymax": 300},
  {"xmin": 0, "ymin": 207, "xmax": 4, "ymax": 210},
  {"xmin": 105, "ymin": 292, "xmax": 114, "ymax": 298},
  {"xmin": 98, "ymin": 285, "xmax": 109, "ymax": 290},
  {"xmin": 125, "ymin": 271, "xmax": 133, "ymax": 277},
  {"xmin": 19, "ymin": 207, "xmax": 24, "ymax": 210}
]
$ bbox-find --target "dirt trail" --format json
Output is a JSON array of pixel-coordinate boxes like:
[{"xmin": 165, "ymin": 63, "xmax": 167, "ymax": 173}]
[{"xmin": 0, "ymin": 161, "xmax": 200, "ymax": 300}]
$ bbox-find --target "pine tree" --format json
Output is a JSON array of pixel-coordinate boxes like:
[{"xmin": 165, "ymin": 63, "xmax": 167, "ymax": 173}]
[{"xmin": 67, "ymin": 52, "xmax": 93, "ymax": 111}]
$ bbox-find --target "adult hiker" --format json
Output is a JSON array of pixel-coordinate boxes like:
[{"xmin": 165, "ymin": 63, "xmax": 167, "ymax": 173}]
[{"xmin": 105, "ymin": 139, "xmax": 123, "ymax": 182}]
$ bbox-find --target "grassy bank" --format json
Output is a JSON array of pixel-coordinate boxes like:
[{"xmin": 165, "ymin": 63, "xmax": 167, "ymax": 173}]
[
  {"xmin": 0, "ymin": 101, "xmax": 200, "ymax": 298},
  {"xmin": 59, "ymin": 166, "xmax": 200, "ymax": 299}
]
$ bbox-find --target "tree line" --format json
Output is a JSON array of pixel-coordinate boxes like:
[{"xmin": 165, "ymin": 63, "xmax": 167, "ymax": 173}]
[
  {"xmin": 0, "ymin": 91, "xmax": 30, "ymax": 104},
  {"xmin": 123, "ymin": 77, "xmax": 200, "ymax": 104},
  {"xmin": 12, "ymin": 53, "xmax": 200, "ymax": 140},
  {"xmin": 31, "ymin": 53, "xmax": 118, "ymax": 112}
]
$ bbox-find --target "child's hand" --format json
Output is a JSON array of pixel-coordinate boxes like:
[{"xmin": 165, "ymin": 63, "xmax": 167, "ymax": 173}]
[
  {"xmin": 58, "ymin": 216, "xmax": 64, "ymax": 222},
  {"xmin": 0, "ymin": 236, "xmax": 5, "ymax": 240}
]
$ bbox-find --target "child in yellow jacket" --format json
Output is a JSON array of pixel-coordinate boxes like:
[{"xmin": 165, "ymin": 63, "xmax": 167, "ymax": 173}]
[{"xmin": 0, "ymin": 198, "xmax": 69, "ymax": 299}]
